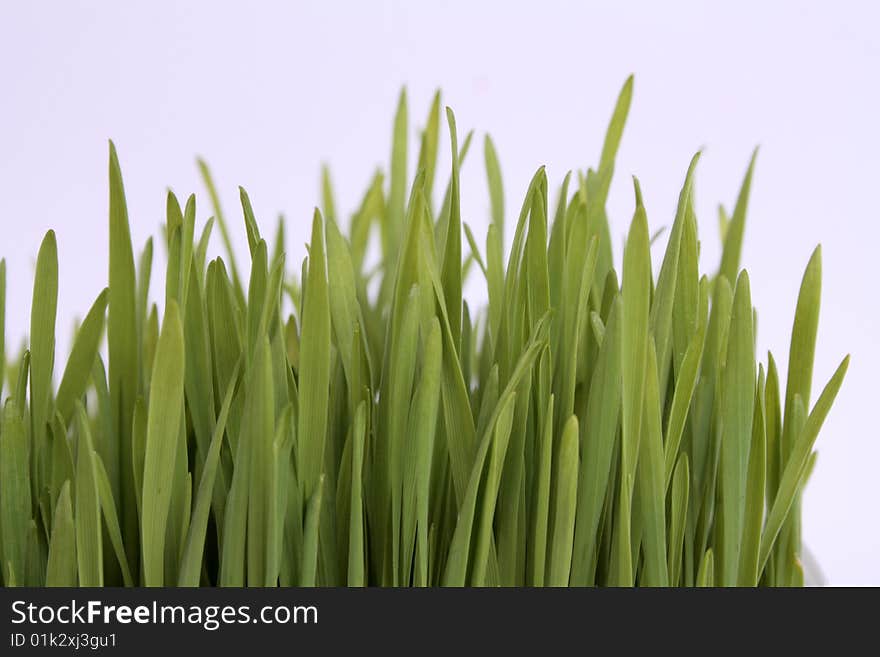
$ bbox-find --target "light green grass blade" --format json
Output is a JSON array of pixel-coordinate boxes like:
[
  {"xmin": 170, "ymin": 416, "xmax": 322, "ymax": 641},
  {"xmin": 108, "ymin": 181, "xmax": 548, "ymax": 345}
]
[
  {"xmin": 472, "ymin": 395, "xmax": 515, "ymax": 586},
  {"xmin": 697, "ymin": 549, "xmax": 715, "ymax": 587},
  {"xmin": 738, "ymin": 367, "xmax": 766, "ymax": 586},
  {"xmin": 108, "ymin": 141, "xmax": 140, "ymax": 570},
  {"xmin": 651, "ymin": 153, "xmax": 700, "ymax": 400},
  {"xmin": 718, "ymin": 149, "xmax": 758, "ymax": 285},
  {"xmin": 664, "ymin": 280, "xmax": 708, "ymax": 489},
  {"xmin": 321, "ymin": 165, "xmax": 337, "ymax": 222},
  {"xmin": 408, "ymin": 319, "xmax": 443, "ymax": 587},
  {"xmin": 326, "ymin": 216, "xmax": 368, "ymax": 390},
  {"xmin": 782, "ymin": 246, "xmax": 822, "ymax": 454},
  {"xmin": 197, "ymin": 158, "xmax": 246, "ymax": 308},
  {"xmin": 484, "ymin": 134, "xmax": 504, "ymax": 243},
  {"xmin": 56, "ymin": 289, "xmax": 108, "ymax": 424},
  {"xmin": 672, "ymin": 191, "xmax": 700, "ymax": 374},
  {"xmin": 599, "ymin": 75, "xmax": 633, "ymax": 175},
  {"xmin": 184, "ymin": 263, "xmax": 215, "ymax": 467},
  {"xmin": 194, "ymin": 218, "xmax": 214, "ymax": 286},
  {"xmin": 246, "ymin": 337, "xmax": 275, "ymax": 586},
  {"xmin": 239, "ymin": 187, "xmax": 262, "ymax": 258},
  {"xmin": 613, "ymin": 181, "xmax": 651, "ymax": 586},
  {"xmin": 547, "ymin": 415, "xmax": 579, "ymax": 587},
  {"xmin": 758, "ymin": 355, "xmax": 849, "ymax": 573},
  {"xmin": 387, "ymin": 286, "xmax": 421, "ymax": 584},
  {"xmin": 443, "ymin": 392, "xmax": 516, "ymax": 587},
  {"xmin": 637, "ymin": 340, "xmax": 668, "ymax": 586},
  {"xmin": 570, "ymin": 297, "xmax": 621, "ymax": 586},
  {"xmin": 387, "ymin": 88, "xmax": 408, "ymax": 259},
  {"xmin": 301, "ymin": 475, "xmax": 325, "ymax": 587},
  {"xmin": 298, "ymin": 211, "xmax": 331, "ymax": 500},
  {"xmin": 46, "ymin": 481, "xmax": 76, "ymax": 586},
  {"xmin": 140, "ymin": 301, "xmax": 185, "ymax": 586},
  {"xmin": 530, "ymin": 394, "xmax": 554, "ymax": 586},
  {"xmin": 441, "ymin": 108, "xmax": 463, "ymax": 346},
  {"xmin": 29, "ymin": 231, "xmax": 58, "ymax": 481},
  {"xmin": 417, "ymin": 90, "xmax": 442, "ymax": 205},
  {"xmin": 719, "ymin": 272, "xmax": 756, "ymax": 586}
]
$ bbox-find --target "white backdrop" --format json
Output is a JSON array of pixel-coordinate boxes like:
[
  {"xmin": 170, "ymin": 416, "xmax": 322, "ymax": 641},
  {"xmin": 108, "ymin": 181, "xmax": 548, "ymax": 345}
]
[{"xmin": 1, "ymin": 1, "xmax": 877, "ymax": 584}]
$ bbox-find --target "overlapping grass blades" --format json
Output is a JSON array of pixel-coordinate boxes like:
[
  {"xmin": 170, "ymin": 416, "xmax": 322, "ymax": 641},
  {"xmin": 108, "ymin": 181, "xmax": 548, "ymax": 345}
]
[{"xmin": 0, "ymin": 78, "xmax": 847, "ymax": 587}]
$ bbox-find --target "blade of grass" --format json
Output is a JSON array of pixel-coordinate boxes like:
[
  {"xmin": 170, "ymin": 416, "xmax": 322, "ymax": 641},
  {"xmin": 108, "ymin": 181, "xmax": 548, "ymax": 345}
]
[
  {"xmin": 667, "ymin": 455, "xmax": 689, "ymax": 586},
  {"xmin": 758, "ymin": 355, "xmax": 849, "ymax": 573},
  {"xmin": 738, "ymin": 367, "xmax": 766, "ymax": 586},
  {"xmin": 108, "ymin": 141, "xmax": 140, "ymax": 570},
  {"xmin": 74, "ymin": 403, "xmax": 103, "ymax": 586},
  {"xmin": 45, "ymin": 481, "xmax": 76, "ymax": 586},
  {"xmin": 547, "ymin": 415, "xmax": 579, "ymax": 587},
  {"xmin": 301, "ymin": 475, "xmax": 325, "ymax": 587},
  {"xmin": 298, "ymin": 211, "xmax": 331, "ymax": 501},
  {"xmin": 719, "ymin": 272, "xmax": 756, "ymax": 586},
  {"xmin": 347, "ymin": 403, "xmax": 367, "ymax": 586},
  {"xmin": 29, "ymin": 231, "xmax": 58, "ymax": 482},
  {"xmin": 484, "ymin": 134, "xmax": 504, "ymax": 243},
  {"xmin": 178, "ymin": 359, "xmax": 241, "ymax": 586},
  {"xmin": 718, "ymin": 149, "xmax": 758, "ymax": 285},
  {"xmin": 140, "ymin": 301, "xmax": 185, "ymax": 586},
  {"xmin": 0, "ymin": 401, "xmax": 30, "ymax": 585},
  {"xmin": 92, "ymin": 452, "xmax": 134, "ymax": 586},
  {"xmin": 56, "ymin": 289, "xmax": 108, "ymax": 424},
  {"xmin": 636, "ymin": 340, "xmax": 668, "ymax": 586}
]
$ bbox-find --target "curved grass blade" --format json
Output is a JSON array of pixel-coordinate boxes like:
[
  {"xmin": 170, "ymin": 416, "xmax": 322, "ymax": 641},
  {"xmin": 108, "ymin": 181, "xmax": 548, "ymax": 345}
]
[
  {"xmin": 56, "ymin": 289, "xmax": 108, "ymax": 424},
  {"xmin": 758, "ymin": 355, "xmax": 849, "ymax": 574},
  {"xmin": 718, "ymin": 149, "xmax": 758, "ymax": 285},
  {"xmin": 697, "ymin": 549, "xmax": 715, "ymax": 587},
  {"xmin": 92, "ymin": 453, "xmax": 134, "ymax": 586}
]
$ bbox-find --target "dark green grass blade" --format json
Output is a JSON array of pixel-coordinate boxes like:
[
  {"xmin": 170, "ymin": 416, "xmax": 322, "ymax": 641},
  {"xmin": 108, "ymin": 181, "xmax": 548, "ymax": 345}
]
[{"xmin": 0, "ymin": 401, "xmax": 31, "ymax": 585}]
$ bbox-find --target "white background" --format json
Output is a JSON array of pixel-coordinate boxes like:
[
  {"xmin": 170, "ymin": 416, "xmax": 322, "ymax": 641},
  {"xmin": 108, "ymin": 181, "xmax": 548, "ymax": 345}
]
[{"xmin": 1, "ymin": 1, "xmax": 877, "ymax": 584}]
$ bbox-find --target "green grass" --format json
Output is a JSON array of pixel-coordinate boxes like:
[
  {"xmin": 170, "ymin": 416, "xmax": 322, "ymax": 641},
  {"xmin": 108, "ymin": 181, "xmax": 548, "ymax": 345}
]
[{"xmin": 0, "ymin": 78, "xmax": 847, "ymax": 587}]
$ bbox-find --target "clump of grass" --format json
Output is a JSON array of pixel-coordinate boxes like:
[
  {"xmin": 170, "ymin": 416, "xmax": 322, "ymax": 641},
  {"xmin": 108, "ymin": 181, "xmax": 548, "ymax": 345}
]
[{"xmin": 0, "ymin": 78, "xmax": 847, "ymax": 587}]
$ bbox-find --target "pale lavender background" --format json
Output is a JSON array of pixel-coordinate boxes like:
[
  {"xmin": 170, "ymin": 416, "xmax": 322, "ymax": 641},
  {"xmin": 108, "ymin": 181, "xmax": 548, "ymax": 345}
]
[{"xmin": 1, "ymin": 1, "xmax": 877, "ymax": 584}]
